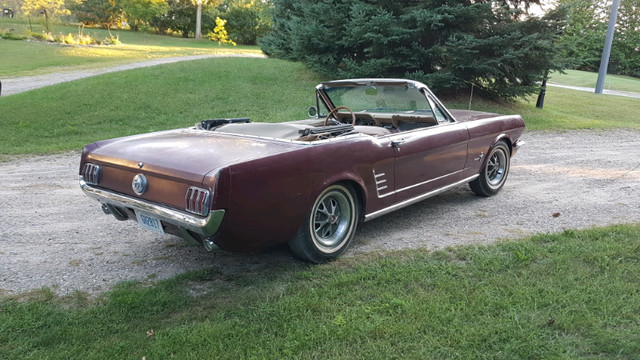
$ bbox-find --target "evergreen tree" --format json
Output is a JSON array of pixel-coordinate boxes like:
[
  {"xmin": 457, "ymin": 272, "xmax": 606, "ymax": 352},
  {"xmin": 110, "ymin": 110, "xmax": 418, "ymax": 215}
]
[
  {"xmin": 557, "ymin": 0, "xmax": 640, "ymax": 77},
  {"xmin": 260, "ymin": 0, "xmax": 569, "ymax": 100}
]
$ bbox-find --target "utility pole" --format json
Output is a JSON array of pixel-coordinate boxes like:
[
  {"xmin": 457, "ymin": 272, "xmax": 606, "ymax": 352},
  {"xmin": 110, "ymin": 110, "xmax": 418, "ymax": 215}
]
[{"xmin": 595, "ymin": 0, "xmax": 621, "ymax": 94}]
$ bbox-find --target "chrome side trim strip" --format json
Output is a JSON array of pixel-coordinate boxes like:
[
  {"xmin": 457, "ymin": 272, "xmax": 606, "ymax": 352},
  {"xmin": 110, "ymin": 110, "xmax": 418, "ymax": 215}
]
[
  {"xmin": 364, "ymin": 174, "xmax": 479, "ymax": 222},
  {"xmin": 374, "ymin": 169, "xmax": 464, "ymax": 199},
  {"xmin": 80, "ymin": 178, "xmax": 225, "ymax": 237},
  {"xmin": 393, "ymin": 170, "xmax": 463, "ymax": 196}
]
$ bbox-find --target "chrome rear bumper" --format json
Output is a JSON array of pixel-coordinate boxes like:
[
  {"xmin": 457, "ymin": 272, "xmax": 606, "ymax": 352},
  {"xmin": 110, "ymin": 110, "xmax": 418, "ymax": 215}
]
[{"xmin": 79, "ymin": 178, "xmax": 224, "ymax": 238}]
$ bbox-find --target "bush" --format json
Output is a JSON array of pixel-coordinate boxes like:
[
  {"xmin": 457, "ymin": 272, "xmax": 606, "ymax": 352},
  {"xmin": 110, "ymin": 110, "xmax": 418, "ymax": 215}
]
[
  {"xmin": 0, "ymin": 31, "xmax": 27, "ymax": 40},
  {"xmin": 103, "ymin": 34, "xmax": 121, "ymax": 45},
  {"xmin": 1, "ymin": 33, "xmax": 27, "ymax": 40},
  {"xmin": 222, "ymin": 0, "xmax": 272, "ymax": 45},
  {"xmin": 29, "ymin": 31, "xmax": 55, "ymax": 42},
  {"xmin": 27, "ymin": 30, "xmax": 121, "ymax": 46}
]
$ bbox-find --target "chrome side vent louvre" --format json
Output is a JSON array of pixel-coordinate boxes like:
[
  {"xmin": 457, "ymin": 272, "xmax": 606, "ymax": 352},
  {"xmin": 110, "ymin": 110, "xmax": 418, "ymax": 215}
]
[
  {"xmin": 82, "ymin": 163, "xmax": 101, "ymax": 185},
  {"xmin": 185, "ymin": 187, "xmax": 210, "ymax": 216},
  {"xmin": 373, "ymin": 169, "xmax": 391, "ymax": 198}
]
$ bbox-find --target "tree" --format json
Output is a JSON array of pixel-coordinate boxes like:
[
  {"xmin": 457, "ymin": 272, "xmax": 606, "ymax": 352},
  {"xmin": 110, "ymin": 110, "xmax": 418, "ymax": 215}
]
[
  {"xmin": 558, "ymin": 0, "xmax": 640, "ymax": 77},
  {"xmin": 21, "ymin": 0, "xmax": 70, "ymax": 33},
  {"xmin": 260, "ymin": 0, "xmax": 569, "ymax": 100},
  {"xmin": 192, "ymin": 0, "xmax": 222, "ymax": 39},
  {"xmin": 120, "ymin": 0, "xmax": 168, "ymax": 31},
  {"xmin": 221, "ymin": 0, "xmax": 272, "ymax": 45},
  {"xmin": 67, "ymin": 0, "xmax": 121, "ymax": 29},
  {"xmin": 207, "ymin": 16, "xmax": 236, "ymax": 45},
  {"xmin": 152, "ymin": 0, "xmax": 217, "ymax": 37}
]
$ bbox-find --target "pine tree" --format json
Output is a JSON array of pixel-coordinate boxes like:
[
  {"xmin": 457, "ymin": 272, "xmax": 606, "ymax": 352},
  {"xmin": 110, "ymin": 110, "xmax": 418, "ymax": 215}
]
[{"xmin": 260, "ymin": 0, "xmax": 569, "ymax": 100}]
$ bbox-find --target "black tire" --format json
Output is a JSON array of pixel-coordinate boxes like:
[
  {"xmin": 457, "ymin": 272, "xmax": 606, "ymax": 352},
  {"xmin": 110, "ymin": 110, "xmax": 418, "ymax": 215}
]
[
  {"xmin": 289, "ymin": 184, "xmax": 359, "ymax": 263},
  {"xmin": 469, "ymin": 141, "xmax": 511, "ymax": 196}
]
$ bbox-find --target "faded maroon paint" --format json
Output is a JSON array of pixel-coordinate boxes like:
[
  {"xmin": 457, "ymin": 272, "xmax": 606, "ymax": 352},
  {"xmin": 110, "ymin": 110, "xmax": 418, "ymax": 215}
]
[
  {"xmin": 211, "ymin": 134, "xmax": 397, "ymax": 250},
  {"xmin": 81, "ymin": 128, "xmax": 305, "ymax": 211},
  {"xmin": 80, "ymin": 110, "xmax": 525, "ymax": 252}
]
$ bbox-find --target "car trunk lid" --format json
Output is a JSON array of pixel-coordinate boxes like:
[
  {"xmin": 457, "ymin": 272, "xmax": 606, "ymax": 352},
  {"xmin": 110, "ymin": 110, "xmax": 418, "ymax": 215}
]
[{"xmin": 83, "ymin": 128, "xmax": 304, "ymax": 211}]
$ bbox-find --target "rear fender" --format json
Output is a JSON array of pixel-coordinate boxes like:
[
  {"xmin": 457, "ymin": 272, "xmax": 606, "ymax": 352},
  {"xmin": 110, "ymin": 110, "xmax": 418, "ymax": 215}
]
[{"xmin": 316, "ymin": 173, "xmax": 369, "ymax": 223}]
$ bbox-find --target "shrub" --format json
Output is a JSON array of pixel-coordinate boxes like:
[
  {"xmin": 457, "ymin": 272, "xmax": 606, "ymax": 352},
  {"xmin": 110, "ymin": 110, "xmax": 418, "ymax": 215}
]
[
  {"xmin": 1, "ymin": 32, "xmax": 27, "ymax": 40},
  {"xmin": 222, "ymin": 0, "xmax": 273, "ymax": 45},
  {"xmin": 29, "ymin": 31, "xmax": 55, "ymax": 42},
  {"xmin": 207, "ymin": 17, "xmax": 236, "ymax": 46},
  {"xmin": 103, "ymin": 34, "xmax": 121, "ymax": 45},
  {"xmin": 26, "ymin": 30, "xmax": 121, "ymax": 46}
]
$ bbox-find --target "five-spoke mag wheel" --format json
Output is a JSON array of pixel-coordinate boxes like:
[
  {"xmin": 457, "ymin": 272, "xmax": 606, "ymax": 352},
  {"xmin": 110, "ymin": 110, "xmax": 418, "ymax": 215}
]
[
  {"xmin": 289, "ymin": 184, "xmax": 358, "ymax": 263},
  {"xmin": 469, "ymin": 140, "xmax": 511, "ymax": 196}
]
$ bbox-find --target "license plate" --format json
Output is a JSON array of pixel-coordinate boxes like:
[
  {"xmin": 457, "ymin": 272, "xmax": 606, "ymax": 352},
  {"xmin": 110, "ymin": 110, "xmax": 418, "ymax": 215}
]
[{"xmin": 135, "ymin": 211, "xmax": 165, "ymax": 235}]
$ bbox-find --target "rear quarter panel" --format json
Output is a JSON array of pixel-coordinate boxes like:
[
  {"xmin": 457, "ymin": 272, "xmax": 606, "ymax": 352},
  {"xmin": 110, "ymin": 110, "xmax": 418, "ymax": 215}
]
[{"xmin": 212, "ymin": 135, "xmax": 395, "ymax": 250}]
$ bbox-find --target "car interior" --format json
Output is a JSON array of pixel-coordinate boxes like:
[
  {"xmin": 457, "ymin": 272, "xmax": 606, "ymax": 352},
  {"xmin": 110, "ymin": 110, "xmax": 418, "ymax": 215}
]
[{"xmin": 199, "ymin": 110, "xmax": 438, "ymax": 142}]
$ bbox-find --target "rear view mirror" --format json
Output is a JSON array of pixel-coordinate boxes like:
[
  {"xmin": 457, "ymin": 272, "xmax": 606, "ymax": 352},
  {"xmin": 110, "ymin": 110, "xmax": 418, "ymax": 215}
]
[{"xmin": 308, "ymin": 106, "xmax": 318, "ymax": 117}]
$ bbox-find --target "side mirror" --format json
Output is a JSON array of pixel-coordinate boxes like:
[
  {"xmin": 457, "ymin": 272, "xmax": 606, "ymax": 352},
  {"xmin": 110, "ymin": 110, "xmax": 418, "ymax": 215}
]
[{"xmin": 308, "ymin": 106, "xmax": 318, "ymax": 118}]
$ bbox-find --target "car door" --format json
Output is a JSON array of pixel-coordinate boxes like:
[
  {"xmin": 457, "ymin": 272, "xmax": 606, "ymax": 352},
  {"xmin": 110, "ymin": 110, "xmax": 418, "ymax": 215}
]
[{"xmin": 390, "ymin": 121, "xmax": 470, "ymax": 203}]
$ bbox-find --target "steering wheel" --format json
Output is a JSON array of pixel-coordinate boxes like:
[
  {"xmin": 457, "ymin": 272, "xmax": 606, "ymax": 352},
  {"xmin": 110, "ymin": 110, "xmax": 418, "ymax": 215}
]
[{"xmin": 324, "ymin": 106, "xmax": 356, "ymax": 126}]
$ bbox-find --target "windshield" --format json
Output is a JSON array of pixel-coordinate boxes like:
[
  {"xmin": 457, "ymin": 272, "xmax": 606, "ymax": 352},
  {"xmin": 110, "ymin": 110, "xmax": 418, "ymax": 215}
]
[{"xmin": 324, "ymin": 85, "xmax": 432, "ymax": 114}]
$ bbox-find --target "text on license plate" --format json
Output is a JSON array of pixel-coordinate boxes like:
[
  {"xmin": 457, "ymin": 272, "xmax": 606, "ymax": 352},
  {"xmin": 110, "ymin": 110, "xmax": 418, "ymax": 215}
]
[{"xmin": 135, "ymin": 211, "xmax": 165, "ymax": 235}]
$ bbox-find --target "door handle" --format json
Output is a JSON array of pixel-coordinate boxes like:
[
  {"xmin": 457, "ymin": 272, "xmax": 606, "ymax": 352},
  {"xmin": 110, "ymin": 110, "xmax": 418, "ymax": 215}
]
[
  {"xmin": 391, "ymin": 140, "xmax": 404, "ymax": 151},
  {"xmin": 391, "ymin": 139, "xmax": 404, "ymax": 148}
]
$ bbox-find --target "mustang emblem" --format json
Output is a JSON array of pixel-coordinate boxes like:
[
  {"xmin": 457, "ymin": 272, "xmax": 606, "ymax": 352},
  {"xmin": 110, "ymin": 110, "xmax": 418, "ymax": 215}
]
[{"xmin": 132, "ymin": 174, "xmax": 148, "ymax": 195}]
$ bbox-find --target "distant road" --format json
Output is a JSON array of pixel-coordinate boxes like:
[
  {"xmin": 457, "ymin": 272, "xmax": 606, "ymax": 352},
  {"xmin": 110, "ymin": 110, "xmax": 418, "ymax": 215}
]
[
  {"xmin": 547, "ymin": 83, "xmax": 640, "ymax": 99},
  {"xmin": 0, "ymin": 53, "xmax": 267, "ymax": 96}
]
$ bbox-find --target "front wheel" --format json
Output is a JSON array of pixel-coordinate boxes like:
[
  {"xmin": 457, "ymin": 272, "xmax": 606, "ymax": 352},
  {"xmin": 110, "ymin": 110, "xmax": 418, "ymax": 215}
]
[
  {"xmin": 289, "ymin": 184, "xmax": 359, "ymax": 263},
  {"xmin": 469, "ymin": 141, "xmax": 511, "ymax": 196}
]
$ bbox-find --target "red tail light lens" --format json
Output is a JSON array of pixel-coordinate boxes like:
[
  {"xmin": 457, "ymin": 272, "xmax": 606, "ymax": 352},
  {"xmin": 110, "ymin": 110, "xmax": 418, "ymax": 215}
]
[
  {"xmin": 185, "ymin": 187, "xmax": 210, "ymax": 216},
  {"xmin": 82, "ymin": 163, "xmax": 101, "ymax": 185}
]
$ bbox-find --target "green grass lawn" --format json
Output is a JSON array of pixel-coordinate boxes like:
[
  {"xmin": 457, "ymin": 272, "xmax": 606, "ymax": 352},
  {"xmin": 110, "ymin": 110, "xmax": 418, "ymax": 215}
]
[
  {"xmin": 0, "ymin": 57, "xmax": 321, "ymax": 156},
  {"xmin": 447, "ymin": 85, "xmax": 640, "ymax": 131},
  {"xmin": 1, "ymin": 57, "xmax": 638, "ymax": 157},
  {"xmin": 2, "ymin": 224, "xmax": 640, "ymax": 359},
  {"xmin": 0, "ymin": 18, "xmax": 262, "ymax": 77},
  {"xmin": 549, "ymin": 69, "xmax": 640, "ymax": 93}
]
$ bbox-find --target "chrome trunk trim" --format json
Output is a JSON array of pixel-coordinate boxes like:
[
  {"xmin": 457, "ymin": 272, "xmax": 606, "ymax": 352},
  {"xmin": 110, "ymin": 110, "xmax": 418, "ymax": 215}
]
[
  {"xmin": 80, "ymin": 178, "xmax": 224, "ymax": 237},
  {"xmin": 364, "ymin": 175, "xmax": 479, "ymax": 222}
]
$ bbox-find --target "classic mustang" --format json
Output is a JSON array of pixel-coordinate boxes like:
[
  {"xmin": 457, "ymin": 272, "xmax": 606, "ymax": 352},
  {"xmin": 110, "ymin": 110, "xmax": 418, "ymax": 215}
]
[{"xmin": 80, "ymin": 79, "xmax": 524, "ymax": 262}]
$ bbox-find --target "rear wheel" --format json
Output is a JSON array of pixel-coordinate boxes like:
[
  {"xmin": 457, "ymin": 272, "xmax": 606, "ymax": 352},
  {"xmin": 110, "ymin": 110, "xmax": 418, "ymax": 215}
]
[
  {"xmin": 289, "ymin": 184, "xmax": 358, "ymax": 263},
  {"xmin": 469, "ymin": 141, "xmax": 510, "ymax": 196}
]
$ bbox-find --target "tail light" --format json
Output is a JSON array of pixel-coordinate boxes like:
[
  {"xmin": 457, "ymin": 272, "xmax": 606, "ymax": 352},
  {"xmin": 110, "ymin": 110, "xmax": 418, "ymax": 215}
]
[
  {"xmin": 82, "ymin": 163, "xmax": 101, "ymax": 185},
  {"xmin": 185, "ymin": 187, "xmax": 210, "ymax": 216}
]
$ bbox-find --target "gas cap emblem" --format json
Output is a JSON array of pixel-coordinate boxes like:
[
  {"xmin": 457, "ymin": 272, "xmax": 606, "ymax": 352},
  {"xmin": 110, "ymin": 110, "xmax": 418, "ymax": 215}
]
[{"xmin": 132, "ymin": 174, "xmax": 148, "ymax": 195}]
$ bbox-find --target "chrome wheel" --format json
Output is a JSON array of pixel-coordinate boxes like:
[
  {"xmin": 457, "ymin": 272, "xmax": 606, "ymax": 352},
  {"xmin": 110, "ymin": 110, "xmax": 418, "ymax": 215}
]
[
  {"xmin": 486, "ymin": 147, "xmax": 507, "ymax": 188},
  {"xmin": 469, "ymin": 141, "xmax": 511, "ymax": 196},
  {"xmin": 312, "ymin": 188, "xmax": 353, "ymax": 251},
  {"xmin": 289, "ymin": 184, "xmax": 359, "ymax": 262}
]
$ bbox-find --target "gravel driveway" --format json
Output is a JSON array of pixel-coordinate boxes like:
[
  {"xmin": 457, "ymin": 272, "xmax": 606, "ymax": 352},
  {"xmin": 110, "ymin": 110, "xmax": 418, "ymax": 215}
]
[{"xmin": 1, "ymin": 130, "xmax": 639, "ymax": 296}]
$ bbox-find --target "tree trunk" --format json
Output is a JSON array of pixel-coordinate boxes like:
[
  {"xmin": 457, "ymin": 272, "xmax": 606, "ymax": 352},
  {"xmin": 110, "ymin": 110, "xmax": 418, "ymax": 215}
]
[
  {"xmin": 44, "ymin": 9, "xmax": 50, "ymax": 33},
  {"xmin": 195, "ymin": 2, "xmax": 202, "ymax": 39}
]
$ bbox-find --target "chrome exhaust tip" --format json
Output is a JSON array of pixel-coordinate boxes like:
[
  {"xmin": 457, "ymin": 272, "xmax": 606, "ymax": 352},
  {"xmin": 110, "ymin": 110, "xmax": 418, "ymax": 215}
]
[{"xmin": 203, "ymin": 239, "xmax": 220, "ymax": 252}]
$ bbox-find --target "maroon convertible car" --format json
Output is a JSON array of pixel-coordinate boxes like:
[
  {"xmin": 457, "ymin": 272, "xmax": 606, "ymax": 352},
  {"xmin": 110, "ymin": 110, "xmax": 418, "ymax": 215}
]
[{"xmin": 80, "ymin": 79, "xmax": 525, "ymax": 262}]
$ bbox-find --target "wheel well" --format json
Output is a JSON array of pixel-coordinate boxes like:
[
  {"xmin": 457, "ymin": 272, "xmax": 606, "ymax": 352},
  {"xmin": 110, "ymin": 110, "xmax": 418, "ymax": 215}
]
[
  {"xmin": 496, "ymin": 137, "xmax": 513, "ymax": 155},
  {"xmin": 336, "ymin": 180, "xmax": 366, "ymax": 223}
]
